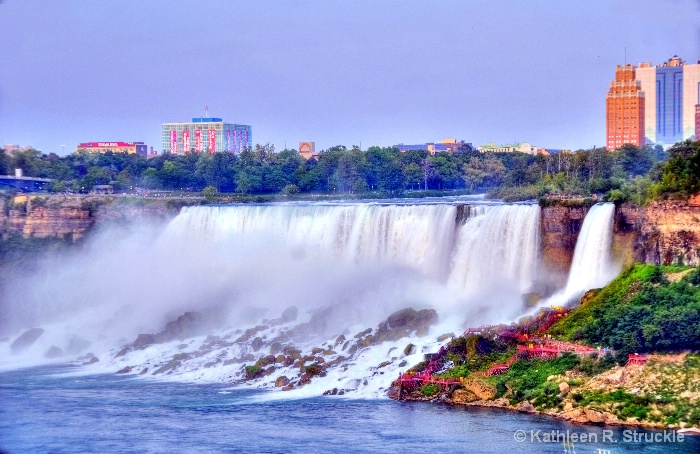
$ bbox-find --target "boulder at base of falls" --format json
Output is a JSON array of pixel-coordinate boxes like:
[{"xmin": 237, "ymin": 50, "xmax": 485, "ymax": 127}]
[
  {"xmin": 275, "ymin": 376, "xmax": 290, "ymax": 387},
  {"xmin": 437, "ymin": 333, "xmax": 455, "ymax": 342},
  {"xmin": 403, "ymin": 343, "xmax": 416, "ymax": 355},
  {"xmin": 44, "ymin": 346, "xmax": 63, "ymax": 358},
  {"xmin": 157, "ymin": 311, "xmax": 212, "ymax": 342},
  {"xmin": 522, "ymin": 292, "xmax": 544, "ymax": 308},
  {"xmin": 281, "ymin": 306, "xmax": 298, "ymax": 323},
  {"xmin": 10, "ymin": 328, "xmax": 45, "ymax": 354},
  {"xmin": 251, "ymin": 337, "xmax": 263, "ymax": 352},
  {"xmin": 121, "ymin": 310, "xmax": 224, "ymax": 355},
  {"xmin": 132, "ymin": 334, "xmax": 156, "ymax": 349},
  {"xmin": 66, "ymin": 336, "xmax": 91, "ymax": 355},
  {"xmin": 387, "ymin": 382, "xmax": 402, "ymax": 400},
  {"xmin": 386, "ymin": 308, "xmax": 438, "ymax": 332},
  {"xmin": 77, "ymin": 353, "xmax": 99, "ymax": 365}
]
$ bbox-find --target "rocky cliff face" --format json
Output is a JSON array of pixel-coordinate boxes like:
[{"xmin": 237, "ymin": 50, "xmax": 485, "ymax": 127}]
[
  {"xmin": 617, "ymin": 197, "xmax": 700, "ymax": 266},
  {"xmin": 0, "ymin": 195, "xmax": 187, "ymax": 241},
  {"xmin": 539, "ymin": 199, "xmax": 700, "ymax": 287},
  {"xmin": 540, "ymin": 205, "xmax": 589, "ymax": 289}
]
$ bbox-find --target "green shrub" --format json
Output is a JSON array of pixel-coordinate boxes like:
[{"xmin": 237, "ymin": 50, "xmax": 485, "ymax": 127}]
[
  {"xmin": 420, "ymin": 383, "xmax": 440, "ymax": 397},
  {"xmin": 202, "ymin": 185, "xmax": 218, "ymax": 202},
  {"xmin": 245, "ymin": 365, "xmax": 262, "ymax": 379},
  {"xmin": 304, "ymin": 363, "xmax": 322, "ymax": 376}
]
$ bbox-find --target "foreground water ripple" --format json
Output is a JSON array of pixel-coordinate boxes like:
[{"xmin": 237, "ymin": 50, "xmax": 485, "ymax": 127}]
[{"xmin": 1, "ymin": 365, "xmax": 698, "ymax": 453}]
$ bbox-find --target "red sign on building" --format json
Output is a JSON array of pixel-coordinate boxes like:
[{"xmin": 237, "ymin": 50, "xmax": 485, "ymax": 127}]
[
  {"xmin": 208, "ymin": 129, "xmax": 216, "ymax": 153},
  {"xmin": 170, "ymin": 130, "xmax": 178, "ymax": 154},
  {"xmin": 182, "ymin": 130, "xmax": 191, "ymax": 154},
  {"xmin": 195, "ymin": 130, "xmax": 203, "ymax": 153}
]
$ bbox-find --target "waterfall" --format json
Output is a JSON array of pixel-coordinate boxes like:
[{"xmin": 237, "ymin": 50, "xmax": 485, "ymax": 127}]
[
  {"xmin": 564, "ymin": 203, "xmax": 617, "ymax": 294},
  {"xmin": 165, "ymin": 203, "xmax": 542, "ymax": 294},
  {"xmin": 1, "ymin": 200, "xmax": 547, "ymax": 389},
  {"xmin": 540, "ymin": 203, "xmax": 618, "ymax": 308},
  {"xmin": 449, "ymin": 204, "xmax": 541, "ymax": 295},
  {"xmin": 164, "ymin": 203, "xmax": 459, "ymax": 278}
]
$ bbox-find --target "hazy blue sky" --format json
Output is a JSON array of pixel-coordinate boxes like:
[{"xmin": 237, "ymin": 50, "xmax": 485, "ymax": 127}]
[{"xmin": 1, "ymin": 0, "xmax": 698, "ymax": 155}]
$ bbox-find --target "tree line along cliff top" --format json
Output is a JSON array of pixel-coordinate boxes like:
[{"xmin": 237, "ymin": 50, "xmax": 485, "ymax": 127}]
[{"xmin": 0, "ymin": 140, "xmax": 698, "ymax": 204}]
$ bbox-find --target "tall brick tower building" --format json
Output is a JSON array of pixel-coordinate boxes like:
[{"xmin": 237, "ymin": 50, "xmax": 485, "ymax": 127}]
[{"xmin": 606, "ymin": 64, "xmax": 646, "ymax": 150}]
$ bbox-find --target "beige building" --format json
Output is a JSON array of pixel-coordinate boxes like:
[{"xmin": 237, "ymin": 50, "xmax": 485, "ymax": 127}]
[
  {"xmin": 299, "ymin": 142, "xmax": 319, "ymax": 160},
  {"xmin": 478, "ymin": 142, "xmax": 540, "ymax": 154}
]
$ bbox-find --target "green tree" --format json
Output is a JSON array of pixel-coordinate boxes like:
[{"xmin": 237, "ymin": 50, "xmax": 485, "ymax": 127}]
[
  {"xmin": 236, "ymin": 168, "xmax": 263, "ymax": 193},
  {"xmin": 656, "ymin": 140, "xmax": 700, "ymax": 197},
  {"xmin": 82, "ymin": 167, "xmax": 111, "ymax": 188},
  {"xmin": 403, "ymin": 163, "xmax": 423, "ymax": 190},
  {"xmin": 618, "ymin": 144, "xmax": 655, "ymax": 177},
  {"xmin": 202, "ymin": 185, "xmax": 218, "ymax": 202}
]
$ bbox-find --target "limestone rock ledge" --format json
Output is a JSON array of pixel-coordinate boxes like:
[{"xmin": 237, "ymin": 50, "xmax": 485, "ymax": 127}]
[
  {"xmin": 1, "ymin": 195, "xmax": 185, "ymax": 241},
  {"xmin": 540, "ymin": 205, "xmax": 589, "ymax": 288},
  {"xmin": 618, "ymin": 200, "xmax": 700, "ymax": 266}
]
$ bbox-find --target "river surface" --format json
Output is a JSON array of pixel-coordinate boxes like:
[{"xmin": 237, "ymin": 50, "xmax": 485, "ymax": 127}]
[{"xmin": 1, "ymin": 366, "xmax": 697, "ymax": 453}]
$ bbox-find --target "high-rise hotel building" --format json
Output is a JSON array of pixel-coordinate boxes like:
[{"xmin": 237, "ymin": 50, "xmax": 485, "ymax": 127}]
[
  {"xmin": 606, "ymin": 56, "xmax": 700, "ymax": 150},
  {"xmin": 606, "ymin": 64, "xmax": 645, "ymax": 150},
  {"xmin": 161, "ymin": 117, "xmax": 252, "ymax": 155}
]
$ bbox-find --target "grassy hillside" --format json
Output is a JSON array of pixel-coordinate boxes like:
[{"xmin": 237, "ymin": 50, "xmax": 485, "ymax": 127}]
[{"xmin": 548, "ymin": 264, "xmax": 700, "ymax": 362}]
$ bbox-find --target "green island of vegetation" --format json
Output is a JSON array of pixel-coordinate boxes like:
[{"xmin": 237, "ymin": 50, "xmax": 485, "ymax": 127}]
[{"xmin": 395, "ymin": 264, "xmax": 700, "ymax": 428}]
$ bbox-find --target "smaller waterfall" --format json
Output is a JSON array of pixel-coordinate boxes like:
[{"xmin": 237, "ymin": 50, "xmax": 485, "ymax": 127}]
[
  {"xmin": 541, "ymin": 203, "xmax": 618, "ymax": 308},
  {"xmin": 564, "ymin": 203, "xmax": 617, "ymax": 294}
]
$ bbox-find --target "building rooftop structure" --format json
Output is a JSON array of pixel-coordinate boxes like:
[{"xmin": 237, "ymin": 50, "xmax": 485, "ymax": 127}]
[
  {"xmin": 396, "ymin": 139, "xmax": 472, "ymax": 155},
  {"xmin": 478, "ymin": 142, "xmax": 543, "ymax": 155},
  {"xmin": 162, "ymin": 116, "xmax": 251, "ymax": 154},
  {"xmin": 77, "ymin": 142, "xmax": 148, "ymax": 157},
  {"xmin": 298, "ymin": 142, "xmax": 318, "ymax": 160},
  {"xmin": 0, "ymin": 175, "xmax": 52, "ymax": 192}
]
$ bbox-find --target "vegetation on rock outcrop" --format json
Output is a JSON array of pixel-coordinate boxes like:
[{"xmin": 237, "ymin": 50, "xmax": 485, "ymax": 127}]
[
  {"xmin": 395, "ymin": 264, "xmax": 700, "ymax": 428},
  {"xmin": 549, "ymin": 264, "xmax": 700, "ymax": 361}
]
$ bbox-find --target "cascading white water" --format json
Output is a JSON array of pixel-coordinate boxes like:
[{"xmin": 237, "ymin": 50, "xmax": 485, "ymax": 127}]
[
  {"xmin": 165, "ymin": 203, "xmax": 542, "ymax": 296},
  {"xmin": 538, "ymin": 202, "xmax": 619, "ymax": 309},
  {"xmin": 449, "ymin": 204, "xmax": 541, "ymax": 295},
  {"xmin": 164, "ymin": 203, "xmax": 459, "ymax": 278},
  {"xmin": 563, "ymin": 203, "xmax": 617, "ymax": 294},
  {"xmin": 1, "ymin": 200, "xmax": 548, "ymax": 395}
]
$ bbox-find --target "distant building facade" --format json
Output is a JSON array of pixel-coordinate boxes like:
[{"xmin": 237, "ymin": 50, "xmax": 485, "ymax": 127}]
[
  {"xmin": 161, "ymin": 117, "xmax": 252, "ymax": 155},
  {"xmin": 606, "ymin": 64, "xmax": 645, "ymax": 149},
  {"xmin": 396, "ymin": 139, "xmax": 472, "ymax": 155},
  {"xmin": 3, "ymin": 145, "xmax": 33, "ymax": 153},
  {"xmin": 0, "ymin": 172, "xmax": 51, "ymax": 192},
  {"xmin": 298, "ymin": 142, "xmax": 318, "ymax": 160},
  {"xmin": 607, "ymin": 56, "xmax": 700, "ymax": 149},
  {"xmin": 77, "ymin": 142, "xmax": 148, "ymax": 157},
  {"xmin": 477, "ymin": 142, "xmax": 544, "ymax": 155}
]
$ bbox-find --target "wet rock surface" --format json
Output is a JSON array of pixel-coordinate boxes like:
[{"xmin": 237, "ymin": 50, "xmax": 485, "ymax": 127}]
[
  {"xmin": 44, "ymin": 346, "xmax": 63, "ymax": 358},
  {"xmin": 108, "ymin": 304, "xmax": 438, "ymax": 395},
  {"xmin": 10, "ymin": 328, "xmax": 45, "ymax": 354}
]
